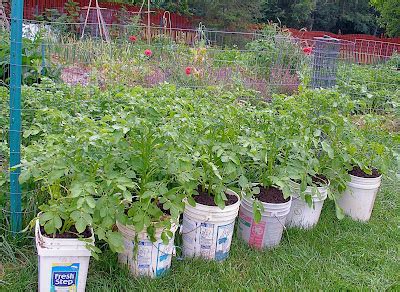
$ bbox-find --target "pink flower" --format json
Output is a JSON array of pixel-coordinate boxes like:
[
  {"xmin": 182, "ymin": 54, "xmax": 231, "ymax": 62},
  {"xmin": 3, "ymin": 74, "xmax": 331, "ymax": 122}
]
[
  {"xmin": 185, "ymin": 66, "xmax": 192, "ymax": 75},
  {"xmin": 144, "ymin": 49, "xmax": 152, "ymax": 57},
  {"xmin": 129, "ymin": 35, "xmax": 137, "ymax": 42},
  {"xmin": 303, "ymin": 47, "xmax": 313, "ymax": 55}
]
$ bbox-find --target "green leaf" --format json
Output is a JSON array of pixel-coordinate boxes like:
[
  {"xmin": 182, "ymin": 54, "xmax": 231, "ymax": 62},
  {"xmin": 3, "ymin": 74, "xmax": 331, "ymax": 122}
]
[
  {"xmin": 43, "ymin": 215, "xmax": 62, "ymax": 234},
  {"xmin": 187, "ymin": 196, "xmax": 196, "ymax": 207},
  {"xmin": 19, "ymin": 169, "xmax": 31, "ymax": 184},
  {"xmin": 238, "ymin": 175, "xmax": 248, "ymax": 189},
  {"xmin": 321, "ymin": 141, "xmax": 334, "ymax": 159},
  {"xmin": 75, "ymin": 217, "xmax": 87, "ymax": 234},
  {"xmin": 161, "ymin": 231, "xmax": 169, "ymax": 245},
  {"xmin": 254, "ymin": 209, "xmax": 261, "ymax": 223},
  {"xmin": 70, "ymin": 181, "xmax": 83, "ymax": 198},
  {"xmin": 208, "ymin": 162, "xmax": 222, "ymax": 180},
  {"xmin": 335, "ymin": 204, "xmax": 345, "ymax": 220},
  {"xmin": 86, "ymin": 196, "xmax": 96, "ymax": 209},
  {"xmin": 142, "ymin": 190, "xmax": 154, "ymax": 199},
  {"xmin": 107, "ymin": 231, "xmax": 124, "ymax": 253}
]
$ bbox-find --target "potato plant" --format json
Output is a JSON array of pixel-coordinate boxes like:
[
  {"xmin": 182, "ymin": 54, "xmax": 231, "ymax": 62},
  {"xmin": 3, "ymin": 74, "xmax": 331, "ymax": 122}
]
[{"xmin": 0, "ymin": 76, "xmax": 395, "ymax": 254}]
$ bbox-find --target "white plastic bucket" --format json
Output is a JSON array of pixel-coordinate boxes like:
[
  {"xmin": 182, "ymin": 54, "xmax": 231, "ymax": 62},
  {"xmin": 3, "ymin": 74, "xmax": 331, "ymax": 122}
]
[
  {"xmin": 182, "ymin": 189, "xmax": 240, "ymax": 261},
  {"xmin": 237, "ymin": 195, "xmax": 292, "ymax": 249},
  {"xmin": 117, "ymin": 221, "xmax": 178, "ymax": 278},
  {"xmin": 35, "ymin": 220, "xmax": 94, "ymax": 292},
  {"xmin": 338, "ymin": 174, "xmax": 382, "ymax": 222},
  {"xmin": 286, "ymin": 180, "xmax": 329, "ymax": 229}
]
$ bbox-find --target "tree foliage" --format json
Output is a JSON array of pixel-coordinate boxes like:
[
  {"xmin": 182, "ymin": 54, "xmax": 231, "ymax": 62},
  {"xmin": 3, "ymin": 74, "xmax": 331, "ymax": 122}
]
[
  {"xmin": 108, "ymin": 0, "xmax": 396, "ymax": 35},
  {"xmin": 262, "ymin": 0, "xmax": 380, "ymax": 35},
  {"xmin": 188, "ymin": 0, "xmax": 263, "ymax": 29},
  {"xmin": 370, "ymin": 0, "xmax": 400, "ymax": 37}
]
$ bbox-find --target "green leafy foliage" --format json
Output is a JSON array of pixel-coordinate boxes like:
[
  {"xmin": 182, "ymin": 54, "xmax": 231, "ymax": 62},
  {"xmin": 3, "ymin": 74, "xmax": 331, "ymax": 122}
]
[
  {"xmin": 370, "ymin": 0, "xmax": 400, "ymax": 37},
  {"xmin": 0, "ymin": 58, "xmax": 397, "ymax": 254},
  {"xmin": 0, "ymin": 31, "xmax": 61, "ymax": 86}
]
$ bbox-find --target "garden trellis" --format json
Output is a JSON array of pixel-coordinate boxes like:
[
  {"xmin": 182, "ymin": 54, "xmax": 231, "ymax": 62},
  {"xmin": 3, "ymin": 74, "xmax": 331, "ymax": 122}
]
[{"xmin": 1, "ymin": 3, "xmax": 399, "ymax": 237}]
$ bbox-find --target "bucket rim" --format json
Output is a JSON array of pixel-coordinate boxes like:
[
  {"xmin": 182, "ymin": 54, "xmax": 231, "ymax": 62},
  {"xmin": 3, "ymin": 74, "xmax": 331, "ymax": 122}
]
[
  {"xmin": 184, "ymin": 188, "xmax": 241, "ymax": 210},
  {"xmin": 349, "ymin": 173, "xmax": 382, "ymax": 181},
  {"xmin": 241, "ymin": 194, "xmax": 292, "ymax": 207},
  {"xmin": 35, "ymin": 216, "xmax": 95, "ymax": 243}
]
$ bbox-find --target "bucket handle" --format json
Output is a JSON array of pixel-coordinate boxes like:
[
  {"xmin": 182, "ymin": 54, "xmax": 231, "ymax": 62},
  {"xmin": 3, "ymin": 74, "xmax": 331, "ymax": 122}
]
[
  {"xmin": 180, "ymin": 215, "xmax": 211, "ymax": 235},
  {"xmin": 274, "ymin": 214, "xmax": 291, "ymax": 247},
  {"xmin": 147, "ymin": 241, "xmax": 184, "ymax": 260}
]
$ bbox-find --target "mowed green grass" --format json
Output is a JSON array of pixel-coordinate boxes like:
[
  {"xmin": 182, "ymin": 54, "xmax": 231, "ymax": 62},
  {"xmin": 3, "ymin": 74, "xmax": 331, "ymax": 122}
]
[{"xmin": 1, "ymin": 179, "xmax": 399, "ymax": 291}]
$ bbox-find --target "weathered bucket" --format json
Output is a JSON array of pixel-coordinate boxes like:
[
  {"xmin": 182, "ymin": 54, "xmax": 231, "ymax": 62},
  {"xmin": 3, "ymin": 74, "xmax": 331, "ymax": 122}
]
[
  {"xmin": 182, "ymin": 189, "xmax": 240, "ymax": 261},
  {"xmin": 35, "ymin": 220, "xmax": 94, "ymax": 292},
  {"xmin": 338, "ymin": 174, "xmax": 382, "ymax": 222},
  {"xmin": 286, "ymin": 180, "xmax": 329, "ymax": 229},
  {"xmin": 237, "ymin": 196, "xmax": 291, "ymax": 249},
  {"xmin": 117, "ymin": 221, "xmax": 178, "ymax": 278}
]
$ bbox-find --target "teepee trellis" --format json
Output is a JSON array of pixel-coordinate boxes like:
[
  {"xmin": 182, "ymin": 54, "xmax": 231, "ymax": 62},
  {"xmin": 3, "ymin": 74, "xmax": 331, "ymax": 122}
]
[{"xmin": 81, "ymin": 0, "xmax": 110, "ymax": 42}]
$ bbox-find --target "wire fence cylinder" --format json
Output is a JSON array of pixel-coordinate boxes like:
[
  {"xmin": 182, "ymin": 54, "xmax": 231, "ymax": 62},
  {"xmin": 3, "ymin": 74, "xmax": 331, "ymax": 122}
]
[{"xmin": 311, "ymin": 36, "xmax": 341, "ymax": 89}]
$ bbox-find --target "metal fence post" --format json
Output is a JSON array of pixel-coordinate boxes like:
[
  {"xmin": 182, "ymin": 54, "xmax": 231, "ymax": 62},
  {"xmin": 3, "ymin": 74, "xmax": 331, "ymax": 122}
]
[{"xmin": 9, "ymin": 0, "xmax": 24, "ymax": 235}]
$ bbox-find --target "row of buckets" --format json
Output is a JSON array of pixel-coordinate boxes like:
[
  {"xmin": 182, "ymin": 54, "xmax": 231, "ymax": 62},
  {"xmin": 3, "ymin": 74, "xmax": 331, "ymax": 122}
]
[{"xmin": 35, "ymin": 174, "xmax": 382, "ymax": 291}]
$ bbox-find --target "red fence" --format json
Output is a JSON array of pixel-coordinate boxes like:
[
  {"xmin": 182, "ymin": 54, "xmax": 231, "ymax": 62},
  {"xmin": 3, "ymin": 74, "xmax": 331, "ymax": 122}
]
[
  {"xmin": 289, "ymin": 29, "xmax": 400, "ymax": 64},
  {"xmin": 23, "ymin": 0, "xmax": 196, "ymax": 28},
  {"xmin": 288, "ymin": 29, "xmax": 400, "ymax": 45}
]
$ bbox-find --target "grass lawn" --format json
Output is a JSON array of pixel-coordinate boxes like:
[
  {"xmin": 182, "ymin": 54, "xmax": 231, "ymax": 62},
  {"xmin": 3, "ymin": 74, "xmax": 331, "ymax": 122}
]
[{"xmin": 1, "ymin": 179, "xmax": 399, "ymax": 291}]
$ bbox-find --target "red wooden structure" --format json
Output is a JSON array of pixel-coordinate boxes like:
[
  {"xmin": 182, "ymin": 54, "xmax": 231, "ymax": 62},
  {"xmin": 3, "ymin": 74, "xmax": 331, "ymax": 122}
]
[
  {"xmin": 289, "ymin": 29, "xmax": 400, "ymax": 64},
  {"xmin": 23, "ymin": 0, "xmax": 196, "ymax": 28}
]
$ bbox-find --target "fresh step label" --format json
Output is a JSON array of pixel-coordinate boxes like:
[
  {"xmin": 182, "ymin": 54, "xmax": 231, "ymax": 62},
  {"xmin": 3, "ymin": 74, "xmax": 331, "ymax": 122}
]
[{"xmin": 51, "ymin": 263, "xmax": 80, "ymax": 292}]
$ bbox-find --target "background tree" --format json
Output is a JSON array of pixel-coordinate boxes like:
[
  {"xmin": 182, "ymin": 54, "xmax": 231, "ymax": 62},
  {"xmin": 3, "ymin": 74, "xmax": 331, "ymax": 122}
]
[
  {"xmin": 188, "ymin": 0, "xmax": 263, "ymax": 30},
  {"xmin": 370, "ymin": 0, "xmax": 400, "ymax": 37},
  {"xmin": 262, "ymin": 0, "xmax": 380, "ymax": 35}
]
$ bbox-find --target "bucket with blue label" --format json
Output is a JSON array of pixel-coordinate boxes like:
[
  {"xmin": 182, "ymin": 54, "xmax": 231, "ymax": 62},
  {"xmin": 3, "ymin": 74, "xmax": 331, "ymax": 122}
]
[
  {"xmin": 182, "ymin": 189, "xmax": 240, "ymax": 261},
  {"xmin": 117, "ymin": 220, "xmax": 178, "ymax": 278},
  {"xmin": 35, "ymin": 220, "xmax": 94, "ymax": 292}
]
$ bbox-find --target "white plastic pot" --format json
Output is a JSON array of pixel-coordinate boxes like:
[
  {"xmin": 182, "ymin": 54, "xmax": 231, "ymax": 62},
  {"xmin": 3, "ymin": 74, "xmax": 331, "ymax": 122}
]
[
  {"xmin": 182, "ymin": 189, "xmax": 240, "ymax": 261},
  {"xmin": 35, "ymin": 220, "xmax": 94, "ymax": 292},
  {"xmin": 237, "ymin": 195, "xmax": 292, "ymax": 249},
  {"xmin": 286, "ymin": 180, "xmax": 329, "ymax": 229},
  {"xmin": 117, "ymin": 220, "xmax": 178, "ymax": 278},
  {"xmin": 338, "ymin": 174, "xmax": 382, "ymax": 222}
]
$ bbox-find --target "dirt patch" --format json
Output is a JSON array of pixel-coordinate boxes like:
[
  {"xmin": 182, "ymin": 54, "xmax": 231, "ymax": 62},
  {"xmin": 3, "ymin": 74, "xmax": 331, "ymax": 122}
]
[
  {"xmin": 61, "ymin": 65, "xmax": 91, "ymax": 86},
  {"xmin": 194, "ymin": 186, "xmax": 238, "ymax": 206},
  {"xmin": 40, "ymin": 225, "xmax": 92, "ymax": 239},
  {"xmin": 254, "ymin": 185, "xmax": 290, "ymax": 204},
  {"xmin": 349, "ymin": 166, "xmax": 380, "ymax": 178}
]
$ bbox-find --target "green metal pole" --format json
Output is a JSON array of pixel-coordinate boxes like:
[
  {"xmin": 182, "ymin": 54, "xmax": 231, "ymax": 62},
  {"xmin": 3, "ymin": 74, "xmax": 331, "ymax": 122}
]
[{"xmin": 9, "ymin": 0, "xmax": 24, "ymax": 235}]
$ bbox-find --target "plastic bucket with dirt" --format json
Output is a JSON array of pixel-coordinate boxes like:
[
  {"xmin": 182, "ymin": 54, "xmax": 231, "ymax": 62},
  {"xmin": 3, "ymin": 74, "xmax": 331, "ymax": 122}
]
[
  {"xmin": 338, "ymin": 172, "xmax": 382, "ymax": 222},
  {"xmin": 182, "ymin": 189, "xmax": 240, "ymax": 261},
  {"xmin": 117, "ymin": 221, "xmax": 178, "ymax": 278},
  {"xmin": 35, "ymin": 220, "xmax": 94, "ymax": 292},
  {"xmin": 237, "ymin": 186, "xmax": 291, "ymax": 249},
  {"xmin": 286, "ymin": 179, "xmax": 329, "ymax": 229}
]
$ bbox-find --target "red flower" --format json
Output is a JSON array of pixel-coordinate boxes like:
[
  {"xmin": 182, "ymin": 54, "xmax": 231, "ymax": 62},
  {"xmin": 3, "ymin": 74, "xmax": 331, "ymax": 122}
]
[
  {"xmin": 303, "ymin": 47, "xmax": 313, "ymax": 55},
  {"xmin": 185, "ymin": 66, "xmax": 192, "ymax": 75},
  {"xmin": 144, "ymin": 49, "xmax": 152, "ymax": 57},
  {"xmin": 129, "ymin": 35, "xmax": 137, "ymax": 42}
]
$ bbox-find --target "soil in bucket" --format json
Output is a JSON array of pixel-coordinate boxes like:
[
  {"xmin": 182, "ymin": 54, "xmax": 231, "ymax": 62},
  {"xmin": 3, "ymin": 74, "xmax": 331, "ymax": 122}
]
[
  {"xmin": 237, "ymin": 185, "xmax": 291, "ymax": 249},
  {"xmin": 254, "ymin": 186, "xmax": 289, "ymax": 203},
  {"xmin": 194, "ymin": 186, "xmax": 239, "ymax": 206},
  {"xmin": 40, "ymin": 225, "xmax": 92, "ymax": 239},
  {"xmin": 349, "ymin": 166, "xmax": 380, "ymax": 178}
]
